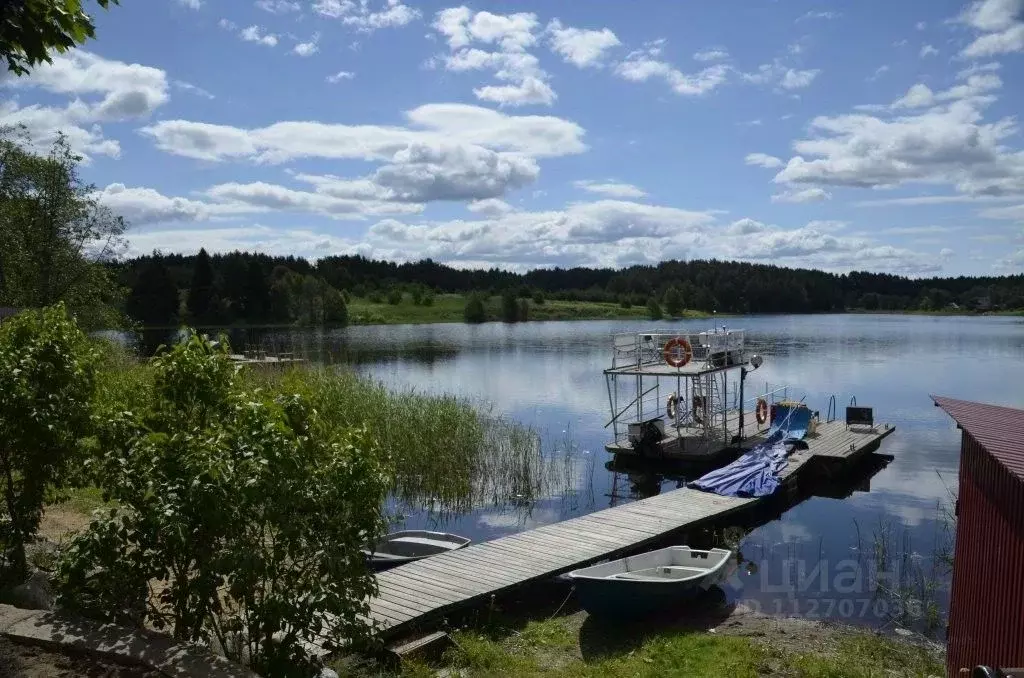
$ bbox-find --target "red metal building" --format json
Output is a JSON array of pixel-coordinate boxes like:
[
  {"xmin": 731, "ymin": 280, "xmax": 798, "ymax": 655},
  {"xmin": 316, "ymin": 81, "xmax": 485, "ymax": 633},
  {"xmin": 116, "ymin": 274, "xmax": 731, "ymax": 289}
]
[{"xmin": 933, "ymin": 395, "xmax": 1024, "ymax": 676}]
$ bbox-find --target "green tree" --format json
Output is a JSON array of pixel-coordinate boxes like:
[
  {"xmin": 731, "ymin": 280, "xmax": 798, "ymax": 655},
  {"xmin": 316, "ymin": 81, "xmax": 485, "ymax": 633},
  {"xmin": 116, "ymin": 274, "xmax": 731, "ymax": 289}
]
[
  {"xmin": 186, "ymin": 248, "xmax": 215, "ymax": 323},
  {"xmin": 0, "ymin": 129, "xmax": 126, "ymax": 329},
  {"xmin": 125, "ymin": 257, "xmax": 178, "ymax": 327},
  {"xmin": 532, "ymin": 290, "xmax": 545, "ymax": 305},
  {"xmin": 518, "ymin": 298, "xmax": 529, "ymax": 322},
  {"xmin": 58, "ymin": 334, "xmax": 389, "ymax": 676},
  {"xmin": 0, "ymin": 1, "xmax": 119, "ymax": 76},
  {"xmin": 646, "ymin": 297, "xmax": 663, "ymax": 320},
  {"xmin": 663, "ymin": 285, "xmax": 683, "ymax": 316},
  {"xmin": 500, "ymin": 289, "xmax": 519, "ymax": 322},
  {"xmin": 242, "ymin": 260, "xmax": 269, "ymax": 321},
  {"xmin": 464, "ymin": 293, "xmax": 487, "ymax": 323},
  {"xmin": 0, "ymin": 304, "xmax": 97, "ymax": 578}
]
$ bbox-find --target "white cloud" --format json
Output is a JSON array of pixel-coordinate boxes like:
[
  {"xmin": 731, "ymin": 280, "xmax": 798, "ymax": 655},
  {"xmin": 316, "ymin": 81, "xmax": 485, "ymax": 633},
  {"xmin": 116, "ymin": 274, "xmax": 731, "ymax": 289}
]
[
  {"xmin": 314, "ymin": 0, "xmax": 420, "ymax": 31},
  {"xmin": 920, "ymin": 44, "xmax": 939, "ymax": 57},
  {"xmin": 980, "ymin": 203, "xmax": 1024, "ymax": 220},
  {"xmin": 0, "ymin": 100, "xmax": 121, "ymax": 160},
  {"xmin": 546, "ymin": 19, "xmax": 620, "ymax": 68},
  {"xmin": 256, "ymin": 0, "xmax": 301, "ymax": 13},
  {"xmin": 860, "ymin": 72, "xmax": 1003, "ymax": 111},
  {"xmin": 173, "ymin": 80, "xmax": 214, "ymax": 99},
  {"xmin": 745, "ymin": 152, "xmax": 783, "ymax": 168},
  {"xmin": 573, "ymin": 180, "xmax": 647, "ymax": 198},
  {"xmin": 740, "ymin": 61, "xmax": 821, "ymax": 91},
  {"xmin": 771, "ymin": 187, "xmax": 832, "ymax": 203},
  {"xmin": 432, "ymin": 8, "xmax": 554, "ymax": 106},
  {"xmin": 294, "ymin": 34, "xmax": 320, "ymax": 56},
  {"xmin": 218, "ymin": 18, "xmax": 237, "ymax": 30},
  {"xmin": 350, "ymin": 203, "xmax": 940, "ymax": 274},
  {"xmin": 297, "ymin": 143, "xmax": 540, "ymax": 202},
  {"xmin": 467, "ymin": 198, "xmax": 513, "ymax": 216},
  {"xmin": 916, "ymin": 21, "xmax": 927, "ymax": 30},
  {"xmin": 771, "ymin": 98, "xmax": 1024, "ymax": 197},
  {"xmin": 141, "ymin": 103, "xmax": 586, "ymax": 163},
  {"xmin": 240, "ymin": 25, "xmax": 279, "ymax": 47},
  {"xmin": 176, "ymin": 0, "xmax": 201, "ymax": 9},
  {"xmin": 204, "ymin": 181, "xmax": 424, "ymax": 219},
  {"xmin": 0, "ymin": 50, "xmax": 170, "ymax": 159},
  {"xmin": 693, "ymin": 48, "xmax": 729, "ymax": 62},
  {"xmin": 615, "ymin": 41, "xmax": 729, "ymax": 96},
  {"xmin": 6, "ymin": 50, "xmax": 169, "ymax": 121},
  {"xmin": 94, "ymin": 183, "xmax": 237, "ymax": 225},
  {"xmin": 797, "ymin": 11, "xmax": 841, "ymax": 21},
  {"xmin": 780, "ymin": 68, "xmax": 820, "ymax": 90},
  {"xmin": 867, "ymin": 65, "xmax": 890, "ymax": 81},
  {"xmin": 958, "ymin": 0, "xmax": 1024, "ymax": 57},
  {"xmin": 326, "ymin": 70, "xmax": 355, "ymax": 83}
]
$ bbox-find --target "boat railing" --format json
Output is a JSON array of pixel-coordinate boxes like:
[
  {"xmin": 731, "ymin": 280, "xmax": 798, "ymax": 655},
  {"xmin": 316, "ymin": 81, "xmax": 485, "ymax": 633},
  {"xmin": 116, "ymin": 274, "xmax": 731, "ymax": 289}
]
[{"xmin": 610, "ymin": 330, "xmax": 746, "ymax": 371}]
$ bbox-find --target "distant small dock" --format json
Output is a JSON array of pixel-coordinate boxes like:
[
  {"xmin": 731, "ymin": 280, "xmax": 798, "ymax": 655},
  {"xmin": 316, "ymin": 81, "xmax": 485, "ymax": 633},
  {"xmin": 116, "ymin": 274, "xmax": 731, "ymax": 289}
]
[
  {"xmin": 228, "ymin": 352, "xmax": 306, "ymax": 367},
  {"xmin": 364, "ymin": 419, "xmax": 895, "ymax": 641}
]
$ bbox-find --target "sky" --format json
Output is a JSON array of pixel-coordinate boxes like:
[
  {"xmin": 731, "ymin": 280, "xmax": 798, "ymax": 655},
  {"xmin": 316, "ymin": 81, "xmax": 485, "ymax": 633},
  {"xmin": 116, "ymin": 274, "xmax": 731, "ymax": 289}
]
[{"xmin": 2, "ymin": 0, "xmax": 1024, "ymax": 276}]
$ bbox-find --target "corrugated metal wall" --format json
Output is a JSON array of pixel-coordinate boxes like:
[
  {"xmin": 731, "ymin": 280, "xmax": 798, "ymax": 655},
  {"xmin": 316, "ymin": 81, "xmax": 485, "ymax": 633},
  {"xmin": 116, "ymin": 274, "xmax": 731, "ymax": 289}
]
[{"xmin": 947, "ymin": 432, "xmax": 1024, "ymax": 676}]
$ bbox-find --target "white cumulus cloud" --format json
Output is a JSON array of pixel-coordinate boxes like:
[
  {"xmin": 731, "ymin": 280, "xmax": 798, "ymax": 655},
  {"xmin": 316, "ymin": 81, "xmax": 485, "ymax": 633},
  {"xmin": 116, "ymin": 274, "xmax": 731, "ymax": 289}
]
[
  {"xmin": 573, "ymin": 180, "xmax": 647, "ymax": 198},
  {"xmin": 546, "ymin": 19, "xmax": 620, "ymax": 68},
  {"xmin": 240, "ymin": 25, "xmax": 279, "ymax": 47},
  {"xmin": 614, "ymin": 41, "xmax": 729, "ymax": 96}
]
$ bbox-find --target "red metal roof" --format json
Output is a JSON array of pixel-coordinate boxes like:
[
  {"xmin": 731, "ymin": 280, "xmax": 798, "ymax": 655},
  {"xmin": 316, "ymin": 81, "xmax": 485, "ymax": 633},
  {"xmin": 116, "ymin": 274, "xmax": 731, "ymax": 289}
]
[{"xmin": 932, "ymin": 395, "xmax": 1024, "ymax": 480}]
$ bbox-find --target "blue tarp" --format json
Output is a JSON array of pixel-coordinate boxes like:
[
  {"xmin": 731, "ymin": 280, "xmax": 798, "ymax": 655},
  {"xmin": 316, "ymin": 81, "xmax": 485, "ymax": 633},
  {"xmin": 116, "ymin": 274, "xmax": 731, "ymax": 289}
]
[
  {"xmin": 688, "ymin": 404, "xmax": 813, "ymax": 498},
  {"xmin": 688, "ymin": 434, "xmax": 789, "ymax": 497}
]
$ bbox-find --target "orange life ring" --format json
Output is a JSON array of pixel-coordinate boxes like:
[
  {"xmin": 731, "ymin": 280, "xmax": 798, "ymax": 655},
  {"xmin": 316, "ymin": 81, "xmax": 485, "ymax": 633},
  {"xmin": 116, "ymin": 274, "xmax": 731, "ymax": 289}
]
[
  {"xmin": 692, "ymin": 395, "xmax": 706, "ymax": 424},
  {"xmin": 666, "ymin": 393, "xmax": 679, "ymax": 419},
  {"xmin": 755, "ymin": 398, "xmax": 769, "ymax": 425},
  {"xmin": 662, "ymin": 337, "xmax": 692, "ymax": 368}
]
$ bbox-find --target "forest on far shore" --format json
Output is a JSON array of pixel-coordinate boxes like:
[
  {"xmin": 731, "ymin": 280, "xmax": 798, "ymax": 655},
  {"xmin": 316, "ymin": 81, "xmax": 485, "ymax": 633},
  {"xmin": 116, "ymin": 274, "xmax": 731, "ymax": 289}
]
[{"xmin": 112, "ymin": 250, "xmax": 1024, "ymax": 327}]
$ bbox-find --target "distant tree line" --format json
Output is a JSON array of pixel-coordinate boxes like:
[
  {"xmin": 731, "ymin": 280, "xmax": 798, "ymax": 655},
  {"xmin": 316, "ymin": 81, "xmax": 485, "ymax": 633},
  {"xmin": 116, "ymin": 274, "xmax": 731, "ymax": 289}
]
[{"xmin": 111, "ymin": 251, "xmax": 1024, "ymax": 327}]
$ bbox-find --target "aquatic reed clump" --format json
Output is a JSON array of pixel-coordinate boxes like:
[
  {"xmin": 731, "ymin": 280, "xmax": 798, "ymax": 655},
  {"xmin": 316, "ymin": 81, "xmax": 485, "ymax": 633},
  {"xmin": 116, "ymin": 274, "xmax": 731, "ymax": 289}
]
[{"xmin": 251, "ymin": 365, "xmax": 552, "ymax": 519}]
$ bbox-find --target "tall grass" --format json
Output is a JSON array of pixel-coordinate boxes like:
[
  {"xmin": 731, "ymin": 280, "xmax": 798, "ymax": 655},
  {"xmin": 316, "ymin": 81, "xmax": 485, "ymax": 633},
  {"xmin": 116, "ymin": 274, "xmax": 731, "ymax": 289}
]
[{"xmin": 247, "ymin": 365, "xmax": 557, "ymax": 521}]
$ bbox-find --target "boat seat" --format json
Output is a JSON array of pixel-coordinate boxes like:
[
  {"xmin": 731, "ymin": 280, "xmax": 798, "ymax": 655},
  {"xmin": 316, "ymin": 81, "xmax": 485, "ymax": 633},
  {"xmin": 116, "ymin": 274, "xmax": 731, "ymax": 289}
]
[
  {"xmin": 611, "ymin": 566, "xmax": 706, "ymax": 581},
  {"xmin": 390, "ymin": 536, "xmax": 457, "ymax": 549}
]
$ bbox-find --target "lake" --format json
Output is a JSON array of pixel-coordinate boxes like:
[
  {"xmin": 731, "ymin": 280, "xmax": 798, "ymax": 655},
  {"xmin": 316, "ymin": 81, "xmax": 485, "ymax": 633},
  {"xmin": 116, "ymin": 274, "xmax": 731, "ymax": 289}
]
[{"xmin": 138, "ymin": 314, "xmax": 1024, "ymax": 635}]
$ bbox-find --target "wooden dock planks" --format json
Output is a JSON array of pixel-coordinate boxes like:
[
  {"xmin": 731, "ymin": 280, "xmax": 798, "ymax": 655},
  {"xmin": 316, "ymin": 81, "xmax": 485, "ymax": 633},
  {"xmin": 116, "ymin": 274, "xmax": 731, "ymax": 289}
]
[{"xmin": 362, "ymin": 420, "xmax": 895, "ymax": 642}]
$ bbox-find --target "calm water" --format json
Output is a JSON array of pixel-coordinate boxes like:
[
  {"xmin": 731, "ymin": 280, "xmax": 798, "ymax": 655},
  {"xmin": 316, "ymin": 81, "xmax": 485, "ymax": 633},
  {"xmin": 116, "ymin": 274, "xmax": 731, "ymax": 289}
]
[{"xmin": 140, "ymin": 314, "xmax": 1024, "ymax": 634}]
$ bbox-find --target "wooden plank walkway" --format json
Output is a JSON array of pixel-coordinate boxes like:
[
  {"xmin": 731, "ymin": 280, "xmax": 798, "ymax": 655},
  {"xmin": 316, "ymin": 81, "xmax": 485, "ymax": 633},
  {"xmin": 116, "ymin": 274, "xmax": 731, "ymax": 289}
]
[{"xmin": 366, "ymin": 419, "xmax": 895, "ymax": 638}]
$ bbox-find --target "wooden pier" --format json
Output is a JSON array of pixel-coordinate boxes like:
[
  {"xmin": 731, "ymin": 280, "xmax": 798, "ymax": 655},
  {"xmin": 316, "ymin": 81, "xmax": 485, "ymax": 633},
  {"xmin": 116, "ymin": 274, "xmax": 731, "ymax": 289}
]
[{"xmin": 365, "ymin": 420, "xmax": 895, "ymax": 640}]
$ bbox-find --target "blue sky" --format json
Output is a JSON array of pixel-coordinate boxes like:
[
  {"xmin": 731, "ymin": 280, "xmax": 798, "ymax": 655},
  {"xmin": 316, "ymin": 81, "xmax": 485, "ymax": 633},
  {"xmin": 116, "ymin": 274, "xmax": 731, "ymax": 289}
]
[{"xmin": 3, "ymin": 0, "xmax": 1024, "ymax": 275}]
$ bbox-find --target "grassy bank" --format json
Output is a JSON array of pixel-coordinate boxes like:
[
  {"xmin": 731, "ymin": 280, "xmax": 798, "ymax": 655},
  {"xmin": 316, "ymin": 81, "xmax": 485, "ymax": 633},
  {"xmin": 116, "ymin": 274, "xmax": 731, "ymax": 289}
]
[
  {"xmin": 391, "ymin": 608, "xmax": 944, "ymax": 678},
  {"xmin": 347, "ymin": 293, "xmax": 709, "ymax": 325}
]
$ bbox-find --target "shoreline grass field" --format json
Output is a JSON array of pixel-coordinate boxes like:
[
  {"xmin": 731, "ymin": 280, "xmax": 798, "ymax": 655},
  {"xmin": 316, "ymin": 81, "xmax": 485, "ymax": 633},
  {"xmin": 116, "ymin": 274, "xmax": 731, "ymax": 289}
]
[
  {"xmin": 347, "ymin": 293, "xmax": 710, "ymax": 325},
  {"xmin": 359, "ymin": 604, "xmax": 944, "ymax": 678}
]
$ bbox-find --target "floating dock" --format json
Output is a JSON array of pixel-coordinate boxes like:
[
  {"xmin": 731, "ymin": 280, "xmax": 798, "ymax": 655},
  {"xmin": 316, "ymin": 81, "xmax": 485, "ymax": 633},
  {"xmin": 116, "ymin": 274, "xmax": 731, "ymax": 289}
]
[{"xmin": 363, "ymin": 419, "xmax": 895, "ymax": 641}]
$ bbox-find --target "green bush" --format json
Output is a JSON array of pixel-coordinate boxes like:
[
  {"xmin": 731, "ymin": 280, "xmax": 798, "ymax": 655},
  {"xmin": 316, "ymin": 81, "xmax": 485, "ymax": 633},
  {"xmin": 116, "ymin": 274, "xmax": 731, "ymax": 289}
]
[
  {"xmin": 58, "ymin": 333, "xmax": 390, "ymax": 676},
  {"xmin": 646, "ymin": 297, "xmax": 663, "ymax": 320},
  {"xmin": 532, "ymin": 290, "xmax": 545, "ymax": 305},
  {"xmin": 500, "ymin": 290, "xmax": 519, "ymax": 323},
  {"xmin": 0, "ymin": 304, "xmax": 99, "ymax": 578},
  {"xmin": 464, "ymin": 294, "xmax": 487, "ymax": 323},
  {"xmin": 386, "ymin": 288, "xmax": 403, "ymax": 305},
  {"xmin": 664, "ymin": 285, "xmax": 683, "ymax": 316}
]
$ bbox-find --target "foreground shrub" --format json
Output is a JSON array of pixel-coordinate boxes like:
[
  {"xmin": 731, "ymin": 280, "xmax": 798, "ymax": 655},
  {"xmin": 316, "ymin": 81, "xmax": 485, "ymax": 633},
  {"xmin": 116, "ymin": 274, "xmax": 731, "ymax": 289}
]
[
  {"xmin": 0, "ymin": 304, "xmax": 98, "ymax": 578},
  {"xmin": 58, "ymin": 333, "xmax": 390, "ymax": 677}
]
